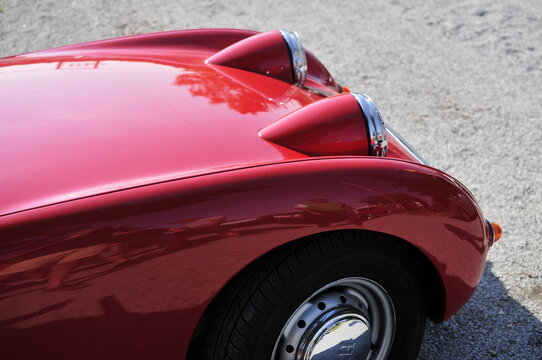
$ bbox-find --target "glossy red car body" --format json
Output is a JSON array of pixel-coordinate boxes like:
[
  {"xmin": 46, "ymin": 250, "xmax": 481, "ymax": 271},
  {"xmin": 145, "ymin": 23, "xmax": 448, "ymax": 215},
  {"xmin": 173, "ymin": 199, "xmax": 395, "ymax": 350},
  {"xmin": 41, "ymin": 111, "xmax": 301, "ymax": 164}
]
[{"xmin": 0, "ymin": 29, "xmax": 491, "ymax": 359}]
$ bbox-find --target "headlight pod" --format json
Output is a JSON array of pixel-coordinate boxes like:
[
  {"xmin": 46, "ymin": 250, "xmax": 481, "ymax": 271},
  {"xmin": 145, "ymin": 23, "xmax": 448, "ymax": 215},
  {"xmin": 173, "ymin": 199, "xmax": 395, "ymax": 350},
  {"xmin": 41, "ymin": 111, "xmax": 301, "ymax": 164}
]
[
  {"xmin": 206, "ymin": 29, "xmax": 340, "ymax": 93},
  {"xmin": 259, "ymin": 93, "xmax": 388, "ymax": 157},
  {"xmin": 353, "ymin": 93, "xmax": 388, "ymax": 157}
]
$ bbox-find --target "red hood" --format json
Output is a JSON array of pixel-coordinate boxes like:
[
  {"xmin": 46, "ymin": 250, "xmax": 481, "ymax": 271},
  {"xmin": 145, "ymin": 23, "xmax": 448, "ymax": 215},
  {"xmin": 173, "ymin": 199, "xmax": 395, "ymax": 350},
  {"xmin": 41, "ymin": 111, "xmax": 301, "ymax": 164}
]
[
  {"xmin": 0, "ymin": 51, "xmax": 321, "ymax": 216},
  {"xmin": 0, "ymin": 29, "xmax": 419, "ymax": 217}
]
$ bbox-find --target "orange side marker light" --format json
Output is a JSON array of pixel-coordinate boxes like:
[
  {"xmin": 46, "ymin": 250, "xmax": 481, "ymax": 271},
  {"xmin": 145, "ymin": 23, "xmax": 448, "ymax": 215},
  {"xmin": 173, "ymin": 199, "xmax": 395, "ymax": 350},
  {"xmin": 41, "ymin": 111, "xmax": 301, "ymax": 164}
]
[{"xmin": 492, "ymin": 222, "xmax": 502, "ymax": 242}]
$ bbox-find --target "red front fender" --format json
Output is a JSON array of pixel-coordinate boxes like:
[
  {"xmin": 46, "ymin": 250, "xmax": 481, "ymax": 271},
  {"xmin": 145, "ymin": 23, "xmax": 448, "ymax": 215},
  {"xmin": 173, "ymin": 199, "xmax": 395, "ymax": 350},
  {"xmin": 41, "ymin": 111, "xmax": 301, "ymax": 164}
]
[{"xmin": 0, "ymin": 157, "xmax": 488, "ymax": 359}]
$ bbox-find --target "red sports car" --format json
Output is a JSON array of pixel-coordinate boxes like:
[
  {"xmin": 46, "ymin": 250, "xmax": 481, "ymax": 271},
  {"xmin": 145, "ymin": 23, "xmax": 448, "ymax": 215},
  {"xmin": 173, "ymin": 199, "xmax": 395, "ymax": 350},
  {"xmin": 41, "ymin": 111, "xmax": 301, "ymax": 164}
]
[{"xmin": 0, "ymin": 29, "xmax": 501, "ymax": 360}]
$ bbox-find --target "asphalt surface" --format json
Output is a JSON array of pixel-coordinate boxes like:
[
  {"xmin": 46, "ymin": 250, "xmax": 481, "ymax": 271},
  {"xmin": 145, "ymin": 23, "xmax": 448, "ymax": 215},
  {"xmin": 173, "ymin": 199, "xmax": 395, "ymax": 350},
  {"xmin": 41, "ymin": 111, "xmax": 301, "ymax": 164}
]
[{"xmin": 1, "ymin": 1, "xmax": 541, "ymax": 359}]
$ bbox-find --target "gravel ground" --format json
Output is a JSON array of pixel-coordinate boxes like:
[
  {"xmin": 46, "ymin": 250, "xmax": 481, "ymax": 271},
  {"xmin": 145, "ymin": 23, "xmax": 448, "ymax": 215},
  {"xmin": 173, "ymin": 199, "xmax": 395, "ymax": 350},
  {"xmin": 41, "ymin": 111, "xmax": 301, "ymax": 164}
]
[{"xmin": 1, "ymin": 0, "xmax": 541, "ymax": 358}]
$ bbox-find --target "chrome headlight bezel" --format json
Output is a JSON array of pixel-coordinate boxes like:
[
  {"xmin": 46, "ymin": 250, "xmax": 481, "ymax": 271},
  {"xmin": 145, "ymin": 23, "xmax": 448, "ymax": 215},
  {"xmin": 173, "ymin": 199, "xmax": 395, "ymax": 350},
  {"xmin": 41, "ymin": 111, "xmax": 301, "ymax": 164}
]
[
  {"xmin": 353, "ymin": 93, "xmax": 388, "ymax": 157},
  {"xmin": 280, "ymin": 30, "xmax": 308, "ymax": 87}
]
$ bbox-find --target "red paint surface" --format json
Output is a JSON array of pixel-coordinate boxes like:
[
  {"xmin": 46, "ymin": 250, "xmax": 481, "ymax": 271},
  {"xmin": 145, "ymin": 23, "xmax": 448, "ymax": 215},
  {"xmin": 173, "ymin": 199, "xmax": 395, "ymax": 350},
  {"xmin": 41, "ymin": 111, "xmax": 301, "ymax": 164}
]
[
  {"xmin": 0, "ymin": 51, "xmax": 320, "ymax": 217},
  {"xmin": 0, "ymin": 29, "xmax": 490, "ymax": 360}
]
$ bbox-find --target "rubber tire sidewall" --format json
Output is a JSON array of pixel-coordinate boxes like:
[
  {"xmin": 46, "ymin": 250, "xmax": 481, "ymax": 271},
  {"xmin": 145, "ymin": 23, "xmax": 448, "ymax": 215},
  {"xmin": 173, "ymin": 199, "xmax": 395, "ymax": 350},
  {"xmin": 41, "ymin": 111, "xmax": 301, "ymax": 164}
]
[{"xmin": 241, "ymin": 243, "xmax": 426, "ymax": 360}]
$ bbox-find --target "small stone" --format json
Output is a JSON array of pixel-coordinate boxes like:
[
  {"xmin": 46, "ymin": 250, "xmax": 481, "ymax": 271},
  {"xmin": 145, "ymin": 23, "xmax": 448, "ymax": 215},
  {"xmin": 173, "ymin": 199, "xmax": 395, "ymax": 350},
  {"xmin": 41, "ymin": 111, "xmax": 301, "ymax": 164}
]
[{"xmin": 489, "ymin": 349, "xmax": 497, "ymax": 357}]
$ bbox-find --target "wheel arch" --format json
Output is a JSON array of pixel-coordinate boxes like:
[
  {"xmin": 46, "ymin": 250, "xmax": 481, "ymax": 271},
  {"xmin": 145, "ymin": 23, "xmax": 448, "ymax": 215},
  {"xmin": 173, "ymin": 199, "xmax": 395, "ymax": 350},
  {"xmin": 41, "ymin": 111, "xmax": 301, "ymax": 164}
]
[{"xmin": 187, "ymin": 228, "xmax": 445, "ymax": 356}]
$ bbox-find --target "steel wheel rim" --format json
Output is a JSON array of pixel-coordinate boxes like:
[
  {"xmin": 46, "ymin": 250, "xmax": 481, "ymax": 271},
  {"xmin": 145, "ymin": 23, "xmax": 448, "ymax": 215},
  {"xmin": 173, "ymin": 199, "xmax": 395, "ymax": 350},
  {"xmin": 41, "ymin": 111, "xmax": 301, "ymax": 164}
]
[{"xmin": 271, "ymin": 277, "xmax": 395, "ymax": 360}]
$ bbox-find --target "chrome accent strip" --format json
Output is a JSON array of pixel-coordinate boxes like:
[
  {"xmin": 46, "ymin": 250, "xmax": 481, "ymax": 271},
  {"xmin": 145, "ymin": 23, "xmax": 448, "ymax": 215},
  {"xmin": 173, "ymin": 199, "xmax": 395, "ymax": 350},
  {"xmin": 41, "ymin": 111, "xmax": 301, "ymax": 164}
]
[
  {"xmin": 352, "ymin": 93, "xmax": 388, "ymax": 157},
  {"xmin": 280, "ymin": 30, "xmax": 307, "ymax": 87},
  {"xmin": 385, "ymin": 126, "xmax": 428, "ymax": 165},
  {"xmin": 302, "ymin": 84, "xmax": 336, "ymax": 98}
]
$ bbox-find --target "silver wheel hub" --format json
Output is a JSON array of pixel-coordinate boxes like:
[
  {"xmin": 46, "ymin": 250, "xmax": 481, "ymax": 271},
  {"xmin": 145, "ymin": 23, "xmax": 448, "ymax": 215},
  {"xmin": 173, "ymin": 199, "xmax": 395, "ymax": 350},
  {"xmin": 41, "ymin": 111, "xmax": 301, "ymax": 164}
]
[
  {"xmin": 303, "ymin": 313, "xmax": 372, "ymax": 360},
  {"xmin": 272, "ymin": 278, "xmax": 395, "ymax": 360}
]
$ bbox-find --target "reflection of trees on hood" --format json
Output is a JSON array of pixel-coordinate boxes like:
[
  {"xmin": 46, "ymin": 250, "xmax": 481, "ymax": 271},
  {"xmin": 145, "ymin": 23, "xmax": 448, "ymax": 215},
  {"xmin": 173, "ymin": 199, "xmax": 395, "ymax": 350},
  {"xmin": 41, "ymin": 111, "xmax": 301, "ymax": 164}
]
[{"xmin": 175, "ymin": 70, "xmax": 272, "ymax": 115}]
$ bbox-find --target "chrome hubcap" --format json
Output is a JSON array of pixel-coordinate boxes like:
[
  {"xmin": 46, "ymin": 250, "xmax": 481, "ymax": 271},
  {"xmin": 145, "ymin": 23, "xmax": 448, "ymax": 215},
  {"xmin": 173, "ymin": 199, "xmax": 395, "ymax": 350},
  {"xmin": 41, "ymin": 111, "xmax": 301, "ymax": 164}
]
[
  {"xmin": 272, "ymin": 278, "xmax": 395, "ymax": 360},
  {"xmin": 302, "ymin": 313, "xmax": 372, "ymax": 360}
]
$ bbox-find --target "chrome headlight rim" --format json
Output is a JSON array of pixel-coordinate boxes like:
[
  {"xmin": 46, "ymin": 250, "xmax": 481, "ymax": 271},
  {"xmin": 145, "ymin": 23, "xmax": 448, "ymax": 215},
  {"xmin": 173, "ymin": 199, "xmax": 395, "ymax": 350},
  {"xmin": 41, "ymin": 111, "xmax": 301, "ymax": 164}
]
[
  {"xmin": 353, "ymin": 93, "xmax": 388, "ymax": 157},
  {"xmin": 280, "ymin": 30, "xmax": 308, "ymax": 87}
]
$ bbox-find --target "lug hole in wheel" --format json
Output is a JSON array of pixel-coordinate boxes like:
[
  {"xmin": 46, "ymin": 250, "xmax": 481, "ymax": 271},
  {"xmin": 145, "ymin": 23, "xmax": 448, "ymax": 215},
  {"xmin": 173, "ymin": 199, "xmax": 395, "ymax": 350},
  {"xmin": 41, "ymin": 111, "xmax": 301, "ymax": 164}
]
[
  {"xmin": 317, "ymin": 302, "xmax": 326, "ymax": 310},
  {"xmin": 286, "ymin": 345, "xmax": 294, "ymax": 353},
  {"xmin": 297, "ymin": 320, "xmax": 306, "ymax": 328},
  {"xmin": 340, "ymin": 296, "xmax": 347, "ymax": 304}
]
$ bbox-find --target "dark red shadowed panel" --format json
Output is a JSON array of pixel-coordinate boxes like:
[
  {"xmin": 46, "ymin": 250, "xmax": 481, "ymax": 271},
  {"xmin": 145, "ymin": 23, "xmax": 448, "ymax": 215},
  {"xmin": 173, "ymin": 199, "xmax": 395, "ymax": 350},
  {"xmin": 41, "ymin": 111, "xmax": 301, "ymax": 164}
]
[{"xmin": 306, "ymin": 50, "xmax": 341, "ymax": 93}]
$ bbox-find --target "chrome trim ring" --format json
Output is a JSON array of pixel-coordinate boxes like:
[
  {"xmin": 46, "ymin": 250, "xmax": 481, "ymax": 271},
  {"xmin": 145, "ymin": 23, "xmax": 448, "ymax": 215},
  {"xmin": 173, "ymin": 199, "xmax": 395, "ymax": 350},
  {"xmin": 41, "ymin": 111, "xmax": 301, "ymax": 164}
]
[
  {"xmin": 386, "ymin": 126, "xmax": 428, "ymax": 165},
  {"xmin": 280, "ymin": 30, "xmax": 307, "ymax": 87},
  {"xmin": 271, "ymin": 277, "xmax": 395, "ymax": 360},
  {"xmin": 353, "ymin": 93, "xmax": 388, "ymax": 157}
]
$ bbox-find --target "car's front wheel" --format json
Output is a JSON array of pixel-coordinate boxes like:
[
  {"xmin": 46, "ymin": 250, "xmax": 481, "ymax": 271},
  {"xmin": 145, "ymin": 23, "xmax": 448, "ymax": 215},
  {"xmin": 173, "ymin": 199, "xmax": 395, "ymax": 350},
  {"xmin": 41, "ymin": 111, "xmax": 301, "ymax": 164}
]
[{"xmin": 187, "ymin": 231, "xmax": 427, "ymax": 360}]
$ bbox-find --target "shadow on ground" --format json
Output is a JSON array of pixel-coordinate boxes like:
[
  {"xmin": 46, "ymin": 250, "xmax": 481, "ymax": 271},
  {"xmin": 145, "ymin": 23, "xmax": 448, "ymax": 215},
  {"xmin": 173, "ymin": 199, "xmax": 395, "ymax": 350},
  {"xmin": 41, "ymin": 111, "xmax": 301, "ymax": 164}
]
[{"xmin": 419, "ymin": 262, "xmax": 542, "ymax": 359}]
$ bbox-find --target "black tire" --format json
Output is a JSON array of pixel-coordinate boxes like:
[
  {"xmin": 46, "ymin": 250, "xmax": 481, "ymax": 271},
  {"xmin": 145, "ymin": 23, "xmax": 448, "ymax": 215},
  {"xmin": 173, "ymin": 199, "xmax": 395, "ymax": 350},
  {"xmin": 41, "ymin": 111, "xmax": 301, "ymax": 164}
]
[{"xmin": 187, "ymin": 230, "xmax": 427, "ymax": 360}]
